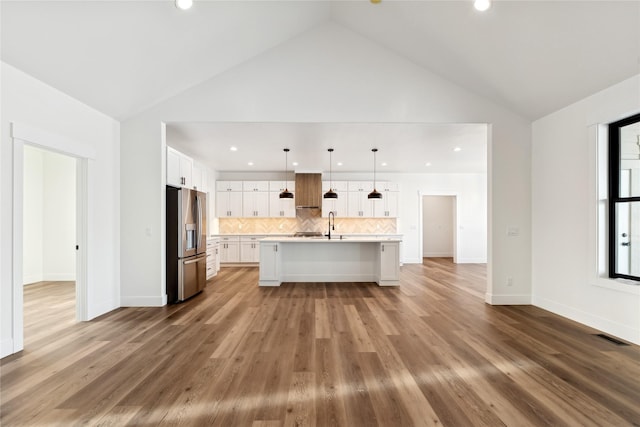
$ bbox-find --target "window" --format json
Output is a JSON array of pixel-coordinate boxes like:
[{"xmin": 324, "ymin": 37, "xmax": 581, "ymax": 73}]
[{"xmin": 608, "ymin": 113, "xmax": 640, "ymax": 281}]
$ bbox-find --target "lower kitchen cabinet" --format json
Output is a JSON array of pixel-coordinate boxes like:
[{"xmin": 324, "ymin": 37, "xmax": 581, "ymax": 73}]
[
  {"xmin": 259, "ymin": 241, "xmax": 280, "ymax": 283},
  {"xmin": 219, "ymin": 236, "xmax": 240, "ymax": 263},
  {"xmin": 379, "ymin": 241, "xmax": 400, "ymax": 282},
  {"xmin": 206, "ymin": 238, "xmax": 219, "ymax": 280},
  {"xmin": 217, "ymin": 235, "xmax": 266, "ymax": 264},
  {"xmin": 240, "ymin": 236, "xmax": 263, "ymax": 263}
]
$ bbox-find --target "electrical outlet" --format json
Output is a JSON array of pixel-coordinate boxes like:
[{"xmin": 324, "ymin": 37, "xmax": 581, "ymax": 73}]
[{"xmin": 507, "ymin": 276, "xmax": 513, "ymax": 286}]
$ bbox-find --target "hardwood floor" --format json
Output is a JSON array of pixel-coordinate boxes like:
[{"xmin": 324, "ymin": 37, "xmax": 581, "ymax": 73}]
[{"xmin": 2, "ymin": 259, "xmax": 639, "ymax": 426}]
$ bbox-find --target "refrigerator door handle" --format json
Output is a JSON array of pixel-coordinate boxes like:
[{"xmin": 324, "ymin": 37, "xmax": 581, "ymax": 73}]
[
  {"xmin": 196, "ymin": 194, "xmax": 203, "ymax": 250},
  {"xmin": 184, "ymin": 255, "xmax": 207, "ymax": 265}
]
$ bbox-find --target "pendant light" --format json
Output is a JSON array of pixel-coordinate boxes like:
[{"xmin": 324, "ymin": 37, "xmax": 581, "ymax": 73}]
[
  {"xmin": 368, "ymin": 148, "xmax": 382, "ymax": 199},
  {"xmin": 279, "ymin": 148, "xmax": 294, "ymax": 199},
  {"xmin": 323, "ymin": 148, "xmax": 338, "ymax": 199}
]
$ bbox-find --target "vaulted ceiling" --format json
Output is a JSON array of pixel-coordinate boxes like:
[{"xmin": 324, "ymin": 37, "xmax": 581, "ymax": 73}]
[
  {"xmin": 2, "ymin": 1, "xmax": 638, "ymax": 174},
  {"xmin": 3, "ymin": 1, "xmax": 638, "ymax": 122}
]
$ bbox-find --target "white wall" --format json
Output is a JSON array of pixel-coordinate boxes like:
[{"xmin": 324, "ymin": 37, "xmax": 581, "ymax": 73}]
[
  {"xmin": 532, "ymin": 74, "xmax": 640, "ymax": 345},
  {"xmin": 42, "ymin": 149, "xmax": 76, "ymax": 281},
  {"xmin": 423, "ymin": 196, "xmax": 454, "ymax": 258},
  {"xmin": 23, "ymin": 146, "xmax": 76, "ymax": 284},
  {"xmin": 1, "ymin": 62, "xmax": 120, "ymax": 357},
  {"xmin": 121, "ymin": 22, "xmax": 531, "ymax": 307},
  {"xmin": 396, "ymin": 173, "xmax": 486, "ymax": 264},
  {"xmin": 23, "ymin": 146, "xmax": 44, "ymax": 284}
]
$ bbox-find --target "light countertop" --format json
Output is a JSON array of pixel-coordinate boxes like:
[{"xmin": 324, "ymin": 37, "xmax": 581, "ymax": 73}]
[{"xmin": 260, "ymin": 236, "xmax": 402, "ymax": 243}]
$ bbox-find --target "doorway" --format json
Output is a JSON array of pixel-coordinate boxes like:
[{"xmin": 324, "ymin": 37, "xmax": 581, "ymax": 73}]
[
  {"xmin": 22, "ymin": 145, "xmax": 77, "ymax": 345},
  {"xmin": 422, "ymin": 195, "xmax": 457, "ymax": 262},
  {"xmin": 11, "ymin": 123, "xmax": 90, "ymax": 355}
]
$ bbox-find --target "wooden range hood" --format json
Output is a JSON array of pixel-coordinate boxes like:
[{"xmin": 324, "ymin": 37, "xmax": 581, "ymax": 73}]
[{"xmin": 294, "ymin": 173, "xmax": 322, "ymax": 209}]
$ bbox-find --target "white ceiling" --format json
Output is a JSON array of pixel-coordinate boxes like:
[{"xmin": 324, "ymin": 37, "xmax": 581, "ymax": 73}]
[
  {"xmin": 2, "ymin": 1, "xmax": 638, "ymax": 173},
  {"xmin": 166, "ymin": 122, "xmax": 488, "ymax": 173}
]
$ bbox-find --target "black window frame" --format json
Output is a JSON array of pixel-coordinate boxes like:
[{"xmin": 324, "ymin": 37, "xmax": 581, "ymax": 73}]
[{"xmin": 608, "ymin": 113, "xmax": 640, "ymax": 282}]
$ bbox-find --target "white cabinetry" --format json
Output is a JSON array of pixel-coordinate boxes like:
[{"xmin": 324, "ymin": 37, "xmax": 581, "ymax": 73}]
[
  {"xmin": 167, "ymin": 146, "xmax": 193, "ymax": 188},
  {"xmin": 375, "ymin": 191, "xmax": 399, "ymax": 218},
  {"xmin": 375, "ymin": 182, "xmax": 399, "ymax": 218},
  {"xmin": 379, "ymin": 241, "xmax": 400, "ymax": 284},
  {"xmin": 347, "ymin": 190, "xmax": 375, "ymax": 218},
  {"xmin": 348, "ymin": 181, "xmax": 373, "ymax": 192},
  {"xmin": 217, "ymin": 181, "xmax": 244, "ymax": 192},
  {"xmin": 269, "ymin": 181, "xmax": 296, "ymax": 218},
  {"xmin": 344, "ymin": 181, "xmax": 399, "ymax": 218},
  {"xmin": 259, "ymin": 241, "xmax": 280, "ymax": 285},
  {"xmin": 219, "ymin": 236, "xmax": 240, "ymax": 263},
  {"xmin": 192, "ymin": 164, "xmax": 208, "ymax": 192},
  {"xmin": 243, "ymin": 181, "xmax": 270, "ymax": 192},
  {"xmin": 347, "ymin": 181, "xmax": 375, "ymax": 217},
  {"xmin": 216, "ymin": 181, "xmax": 243, "ymax": 218},
  {"xmin": 321, "ymin": 181, "xmax": 348, "ymax": 217},
  {"xmin": 240, "ymin": 236, "xmax": 263, "ymax": 263},
  {"xmin": 206, "ymin": 239, "xmax": 219, "ymax": 280},
  {"xmin": 243, "ymin": 191, "xmax": 270, "ymax": 218}
]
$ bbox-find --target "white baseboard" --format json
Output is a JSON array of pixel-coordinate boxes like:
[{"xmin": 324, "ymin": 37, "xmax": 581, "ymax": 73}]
[
  {"xmin": 43, "ymin": 274, "xmax": 75, "ymax": 281},
  {"xmin": 23, "ymin": 274, "xmax": 43, "ymax": 285},
  {"xmin": 485, "ymin": 293, "xmax": 531, "ymax": 305},
  {"xmin": 424, "ymin": 252, "xmax": 453, "ymax": 257},
  {"xmin": 120, "ymin": 295, "xmax": 166, "ymax": 307},
  {"xmin": 282, "ymin": 274, "xmax": 378, "ymax": 283},
  {"xmin": 403, "ymin": 258, "xmax": 423, "ymax": 264},
  {"xmin": 456, "ymin": 258, "xmax": 487, "ymax": 264},
  {"xmin": 87, "ymin": 299, "xmax": 119, "ymax": 321},
  {"xmin": 1, "ymin": 339, "xmax": 16, "ymax": 359},
  {"xmin": 532, "ymin": 295, "xmax": 640, "ymax": 345}
]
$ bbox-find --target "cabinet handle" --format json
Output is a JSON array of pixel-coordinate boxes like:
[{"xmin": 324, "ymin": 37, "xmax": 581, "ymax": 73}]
[
  {"xmin": 382, "ymin": 245, "xmax": 385, "ymax": 252},
  {"xmin": 274, "ymin": 245, "xmax": 278, "ymax": 252}
]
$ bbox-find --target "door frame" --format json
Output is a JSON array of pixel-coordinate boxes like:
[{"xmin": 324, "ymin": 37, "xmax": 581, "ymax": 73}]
[{"xmin": 11, "ymin": 123, "xmax": 92, "ymax": 353}]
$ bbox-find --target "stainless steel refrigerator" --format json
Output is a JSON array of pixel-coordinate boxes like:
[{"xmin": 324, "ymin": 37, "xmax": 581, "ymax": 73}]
[{"xmin": 166, "ymin": 186, "xmax": 207, "ymax": 303}]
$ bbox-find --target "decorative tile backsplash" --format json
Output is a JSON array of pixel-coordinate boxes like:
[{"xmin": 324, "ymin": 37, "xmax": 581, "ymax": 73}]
[{"xmin": 219, "ymin": 209, "xmax": 397, "ymax": 235}]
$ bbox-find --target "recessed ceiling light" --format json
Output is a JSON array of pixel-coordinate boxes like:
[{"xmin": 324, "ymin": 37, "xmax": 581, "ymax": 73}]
[
  {"xmin": 292, "ymin": 162, "xmax": 298, "ymax": 166},
  {"xmin": 230, "ymin": 146, "xmax": 238, "ymax": 152},
  {"xmin": 381, "ymin": 162, "xmax": 388, "ymax": 166},
  {"xmin": 453, "ymin": 147, "xmax": 462, "ymax": 152},
  {"xmin": 337, "ymin": 162, "xmax": 343, "ymax": 166},
  {"xmin": 248, "ymin": 161, "xmax": 254, "ymax": 166},
  {"xmin": 425, "ymin": 162, "xmax": 432, "ymax": 167},
  {"xmin": 175, "ymin": 0, "xmax": 193, "ymax": 10},
  {"xmin": 474, "ymin": 0, "xmax": 491, "ymax": 12}
]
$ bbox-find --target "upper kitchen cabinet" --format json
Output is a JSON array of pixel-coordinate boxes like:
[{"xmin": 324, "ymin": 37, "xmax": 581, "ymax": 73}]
[
  {"xmin": 321, "ymin": 181, "xmax": 348, "ymax": 217},
  {"xmin": 347, "ymin": 181, "xmax": 373, "ymax": 192},
  {"xmin": 347, "ymin": 190, "xmax": 375, "ymax": 217},
  {"xmin": 166, "ymin": 146, "xmax": 193, "ymax": 188},
  {"xmin": 381, "ymin": 182, "xmax": 399, "ymax": 192},
  {"xmin": 375, "ymin": 191, "xmax": 399, "ymax": 218},
  {"xmin": 216, "ymin": 181, "xmax": 243, "ymax": 217},
  {"xmin": 216, "ymin": 181, "xmax": 243, "ymax": 192},
  {"xmin": 243, "ymin": 191, "xmax": 270, "ymax": 217},
  {"xmin": 269, "ymin": 181, "xmax": 296, "ymax": 217},
  {"xmin": 269, "ymin": 181, "xmax": 296, "ymax": 193},
  {"xmin": 191, "ymin": 164, "xmax": 207, "ymax": 192},
  {"xmin": 322, "ymin": 181, "xmax": 348, "ymax": 192},
  {"xmin": 243, "ymin": 181, "xmax": 270, "ymax": 192},
  {"xmin": 242, "ymin": 181, "xmax": 269, "ymax": 217},
  {"xmin": 346, "ymin": 181, "xmax": 399, "ymax": 218}
]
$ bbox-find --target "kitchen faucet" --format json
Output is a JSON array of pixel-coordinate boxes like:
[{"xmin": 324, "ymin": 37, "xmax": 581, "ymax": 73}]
[{"xmin": 326, "ymin": 211, "xmax": 335, "ymax": 240}]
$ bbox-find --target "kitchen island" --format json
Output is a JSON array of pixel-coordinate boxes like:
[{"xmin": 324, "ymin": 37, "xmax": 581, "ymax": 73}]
[{"xmin": 258, "ymin": 236, "xmax": 401, "ymax": 286}]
